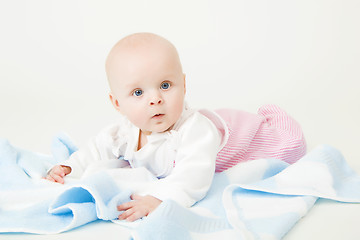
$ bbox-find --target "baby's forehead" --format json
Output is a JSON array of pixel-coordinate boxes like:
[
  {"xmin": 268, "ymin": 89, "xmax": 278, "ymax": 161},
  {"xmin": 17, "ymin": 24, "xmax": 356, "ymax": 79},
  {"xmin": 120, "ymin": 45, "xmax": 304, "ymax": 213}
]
[
  {"xmin": 109, "ymin": 43, "xmax": 175, "ymax": 71},
  {"xmin": 108, "ymin": 38, "xmax": 179, "ymax": 71},
  {"xmin": 106, "ymin": 33, "xmax": 183, "ymax": 88}
]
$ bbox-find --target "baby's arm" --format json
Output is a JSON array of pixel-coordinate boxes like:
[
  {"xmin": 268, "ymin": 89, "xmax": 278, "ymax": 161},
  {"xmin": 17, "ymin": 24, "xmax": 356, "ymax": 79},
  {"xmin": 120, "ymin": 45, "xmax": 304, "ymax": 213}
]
[
  {"xmin": 45, "ymin": 165, "xmax": 71, "ymax": 184},
  {"xmin": 117, "ymin": 112, "xmax": 221, "ymax": 221},
  {"xmin": 117, "ymin": 194, "xmax": 162, "ymax": 221},
  {"xmin": 45, "ymin": 124, "xmax": 128, "ymax": 181},
  {"xmin": 148, "ymin": 114, "xmax": 221, "ymax": 207}
]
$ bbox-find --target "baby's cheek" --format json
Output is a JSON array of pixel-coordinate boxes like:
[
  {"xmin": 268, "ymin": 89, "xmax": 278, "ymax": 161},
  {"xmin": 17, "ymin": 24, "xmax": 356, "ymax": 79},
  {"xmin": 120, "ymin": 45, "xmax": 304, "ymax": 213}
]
[{"xmin": 170, "ymin": 97, "xmax": 184, "ymax": 118}]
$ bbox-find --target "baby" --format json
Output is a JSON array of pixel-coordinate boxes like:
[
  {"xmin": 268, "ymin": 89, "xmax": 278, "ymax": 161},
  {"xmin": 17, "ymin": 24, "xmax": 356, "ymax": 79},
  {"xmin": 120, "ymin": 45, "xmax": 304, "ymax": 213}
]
[{"xmin": 46, "ymin": 32, "xmax": 306, "ymax": 221}]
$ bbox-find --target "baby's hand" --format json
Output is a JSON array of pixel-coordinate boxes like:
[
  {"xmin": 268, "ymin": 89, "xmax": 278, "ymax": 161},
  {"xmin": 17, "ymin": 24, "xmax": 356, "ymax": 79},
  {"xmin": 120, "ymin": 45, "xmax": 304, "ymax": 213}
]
[
  {"xmin": 117, "ymin": 194, "xmax": 162, "ymax": 222},
  {"xmin": 45, "ymin": 165, "xmax": 72, "ymax": 184}
]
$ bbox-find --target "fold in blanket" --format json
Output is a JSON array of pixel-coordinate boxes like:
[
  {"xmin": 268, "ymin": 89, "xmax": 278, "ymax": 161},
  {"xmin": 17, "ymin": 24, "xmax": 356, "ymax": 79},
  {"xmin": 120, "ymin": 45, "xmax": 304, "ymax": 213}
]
[
  {"xmin": 0, "ymin": 136, "xmax": 359, "ymax": 239},
  {"xmin": 0, "ymin": 173, "xmax": 130, "ymax": 234}
]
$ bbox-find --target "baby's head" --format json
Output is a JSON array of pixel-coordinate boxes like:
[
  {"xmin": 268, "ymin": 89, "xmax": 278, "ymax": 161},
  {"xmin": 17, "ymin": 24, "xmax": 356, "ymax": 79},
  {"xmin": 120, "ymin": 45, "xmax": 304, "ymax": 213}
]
[{"xmin": 105, "ymin": 33, "xmax": 186, "ymax": 135}]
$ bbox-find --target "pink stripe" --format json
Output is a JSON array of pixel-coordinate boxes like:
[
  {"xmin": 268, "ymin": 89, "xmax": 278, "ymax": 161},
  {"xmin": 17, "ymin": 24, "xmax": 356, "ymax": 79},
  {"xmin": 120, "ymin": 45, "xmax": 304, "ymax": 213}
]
[{"xmin": 214, "ymin": 105, "xmax": 306, "ymax": 172}]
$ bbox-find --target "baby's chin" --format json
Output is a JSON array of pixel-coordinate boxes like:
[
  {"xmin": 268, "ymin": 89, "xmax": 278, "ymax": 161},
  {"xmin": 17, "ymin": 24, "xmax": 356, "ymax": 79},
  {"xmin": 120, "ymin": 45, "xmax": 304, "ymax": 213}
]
[{"xmin": 148, "ymin": 124, "xmax": 176, "ymax": 134}]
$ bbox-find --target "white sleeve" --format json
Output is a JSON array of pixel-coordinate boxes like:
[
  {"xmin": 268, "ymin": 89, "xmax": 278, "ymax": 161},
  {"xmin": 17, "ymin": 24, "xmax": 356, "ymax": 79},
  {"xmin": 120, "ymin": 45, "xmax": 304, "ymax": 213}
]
[
  {"xmin": 61, "ymin": 125, "xmax": 129, "ymax": 178},
  {"xmin": 145, "ymin": 113, "xmax": 221, "ymax": 207}
]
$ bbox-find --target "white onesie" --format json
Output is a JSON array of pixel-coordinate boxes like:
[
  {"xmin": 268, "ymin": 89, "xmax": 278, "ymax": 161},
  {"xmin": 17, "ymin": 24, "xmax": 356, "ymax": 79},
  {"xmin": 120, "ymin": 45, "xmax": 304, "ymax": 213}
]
[{"xmin": 61, "ymin": 106, "xmax": 222, "ymax": 207}]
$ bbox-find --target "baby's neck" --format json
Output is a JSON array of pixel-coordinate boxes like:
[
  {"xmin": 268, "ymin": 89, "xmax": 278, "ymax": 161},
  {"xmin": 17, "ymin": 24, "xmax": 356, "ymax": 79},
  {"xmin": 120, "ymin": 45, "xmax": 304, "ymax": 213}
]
[{"xmin": 137, "ymin": 130, "xmax": 149, "ymax": 150}]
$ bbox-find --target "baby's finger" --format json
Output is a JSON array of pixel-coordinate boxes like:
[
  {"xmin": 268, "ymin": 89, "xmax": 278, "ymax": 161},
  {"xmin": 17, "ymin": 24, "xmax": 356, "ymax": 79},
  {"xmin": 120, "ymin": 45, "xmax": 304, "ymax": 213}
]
[
  {"xmin": 45, "ymin": 175, "xmax": 56, "ymax": 182},
  {"xmin": 117, "ymin": 201, "xmax": 135, "ymax": 211},
  {"xmin": 130, "ymin": 194, "xmax": 142, "ymax": 201},
  {"xmin": 50, "ymin": 172, "xmax": 64, "ymax": 184},
  {"xmin": 52, "ymin": 166, "xmax": 64, "ymax": 175},
  {"xmin": 126, "ymin": 210, "xmax": 144, "ymax": 222},
  {"xmin": 61, "ymin": 165, "xmax": 72, "ymax": 175},
  {"xmin": 118, "ymin": 208, "xmax": 134, "ymax": 220}
]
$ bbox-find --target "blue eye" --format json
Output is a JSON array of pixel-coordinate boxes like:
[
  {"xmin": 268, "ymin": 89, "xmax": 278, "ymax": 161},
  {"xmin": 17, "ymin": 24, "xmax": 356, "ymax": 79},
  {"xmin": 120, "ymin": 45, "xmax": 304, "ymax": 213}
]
[
  {"xmin": 133, "ymin": 89, "xmax": 143, "ymax": 96},
  {"xmin": 161, "ymin": 82, "xmax": 170, "ymax": 90}
]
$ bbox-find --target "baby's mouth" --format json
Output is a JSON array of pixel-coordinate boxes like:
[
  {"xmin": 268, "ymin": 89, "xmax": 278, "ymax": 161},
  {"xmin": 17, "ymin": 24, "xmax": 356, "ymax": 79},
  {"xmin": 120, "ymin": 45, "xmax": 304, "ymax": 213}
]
[{"xmin": 152, "ymin": 113, "xmax": 164, "ymax": 118}]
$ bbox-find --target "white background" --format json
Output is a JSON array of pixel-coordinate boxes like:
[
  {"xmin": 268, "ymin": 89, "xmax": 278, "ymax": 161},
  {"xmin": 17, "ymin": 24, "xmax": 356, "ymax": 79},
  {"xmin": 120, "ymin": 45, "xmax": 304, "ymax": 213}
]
[{"xmin": 0, "ymin": 1, "xmax": 359, "ymax": 239}]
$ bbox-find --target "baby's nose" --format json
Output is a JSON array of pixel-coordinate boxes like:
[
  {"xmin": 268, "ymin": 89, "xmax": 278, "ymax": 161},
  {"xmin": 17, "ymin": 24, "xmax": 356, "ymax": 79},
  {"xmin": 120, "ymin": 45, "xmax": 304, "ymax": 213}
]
[{"xmin": 149, "ymin": 96, "xmax": 163, "ymax": 105}]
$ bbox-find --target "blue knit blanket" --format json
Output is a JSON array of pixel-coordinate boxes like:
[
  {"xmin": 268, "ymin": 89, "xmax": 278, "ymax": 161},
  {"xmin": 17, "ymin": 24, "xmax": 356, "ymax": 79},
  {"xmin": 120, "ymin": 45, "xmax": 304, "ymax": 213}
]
[{"xmin": 0, "ymin": 135, "xmax": 359, "ymax": 239}]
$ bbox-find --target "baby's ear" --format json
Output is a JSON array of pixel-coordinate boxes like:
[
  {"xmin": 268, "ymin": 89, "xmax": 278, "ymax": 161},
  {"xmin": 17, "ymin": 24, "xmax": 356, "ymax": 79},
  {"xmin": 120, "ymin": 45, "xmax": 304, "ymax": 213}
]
[{"xmin": 109, "ymin": 93, "xmax": 121, "ymax": 112}]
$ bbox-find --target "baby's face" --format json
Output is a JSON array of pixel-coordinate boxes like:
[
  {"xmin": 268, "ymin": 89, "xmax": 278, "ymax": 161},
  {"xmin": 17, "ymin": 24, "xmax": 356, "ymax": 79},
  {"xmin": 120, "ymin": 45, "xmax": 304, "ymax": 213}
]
[{"xmin": 107, "ymin": 37, "xmax": 186, "ymax": 135}]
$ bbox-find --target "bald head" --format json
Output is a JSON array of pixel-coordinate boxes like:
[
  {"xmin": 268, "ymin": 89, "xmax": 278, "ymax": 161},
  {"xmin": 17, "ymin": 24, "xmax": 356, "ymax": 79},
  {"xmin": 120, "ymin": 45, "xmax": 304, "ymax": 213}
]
[
  {"xmin": 107, "ymin": 32, "xmax": 176, "ymax": 55},
  {"xmin": 105, "ymin": 33, "xmax": 183, "ymax": 93}
]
